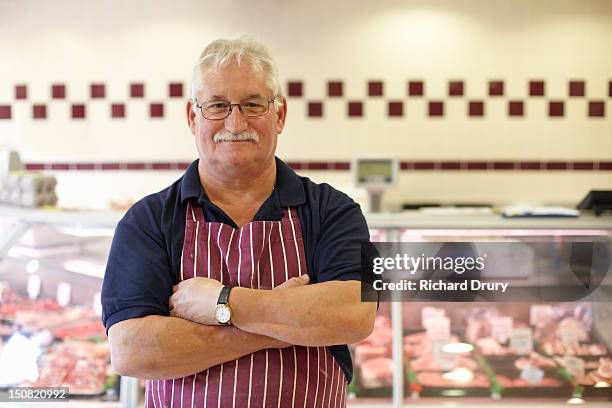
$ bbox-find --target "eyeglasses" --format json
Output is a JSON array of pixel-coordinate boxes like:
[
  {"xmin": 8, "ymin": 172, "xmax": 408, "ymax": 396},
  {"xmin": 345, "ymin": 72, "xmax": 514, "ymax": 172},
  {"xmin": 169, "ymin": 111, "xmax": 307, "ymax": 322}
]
[{"xmin": 194, "ymin": 97, "xmax": 277, "ymax": 120}]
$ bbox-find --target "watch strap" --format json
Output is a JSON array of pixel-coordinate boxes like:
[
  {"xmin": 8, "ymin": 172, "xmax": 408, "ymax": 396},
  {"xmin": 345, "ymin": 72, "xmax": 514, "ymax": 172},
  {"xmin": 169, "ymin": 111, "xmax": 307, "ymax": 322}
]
[{"xmin": 217, "ymin": 286, "xmax": 232, "ymax": 305}]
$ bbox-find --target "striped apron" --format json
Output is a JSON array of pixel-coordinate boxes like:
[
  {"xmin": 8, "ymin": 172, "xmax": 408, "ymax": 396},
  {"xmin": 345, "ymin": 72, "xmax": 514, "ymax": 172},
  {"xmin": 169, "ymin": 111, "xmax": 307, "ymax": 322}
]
[{"xmin": 145, "ymin": 199, "xmax": 347, "ymax": 408}]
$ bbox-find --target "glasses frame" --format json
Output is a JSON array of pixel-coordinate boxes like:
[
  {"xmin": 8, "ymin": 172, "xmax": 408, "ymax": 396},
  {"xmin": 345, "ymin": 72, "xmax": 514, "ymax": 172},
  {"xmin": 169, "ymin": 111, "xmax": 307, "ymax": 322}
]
[{"xmin": 194, "ymin": 97, "xmax": 278, "ymax": 120}]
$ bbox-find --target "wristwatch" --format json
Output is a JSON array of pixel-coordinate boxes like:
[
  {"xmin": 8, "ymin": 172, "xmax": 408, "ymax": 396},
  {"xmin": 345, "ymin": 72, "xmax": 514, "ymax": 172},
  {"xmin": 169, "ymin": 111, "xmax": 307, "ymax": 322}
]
[{"xmin": 215, "ymin": 286, "xmax": 233, "ymax": 325}]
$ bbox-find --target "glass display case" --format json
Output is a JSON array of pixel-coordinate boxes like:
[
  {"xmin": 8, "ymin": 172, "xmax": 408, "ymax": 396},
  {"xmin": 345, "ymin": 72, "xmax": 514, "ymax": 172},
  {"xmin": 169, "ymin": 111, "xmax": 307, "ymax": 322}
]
[{"xmin": 351, "ymin": 212, "xmax": 612, "ymax": 407}]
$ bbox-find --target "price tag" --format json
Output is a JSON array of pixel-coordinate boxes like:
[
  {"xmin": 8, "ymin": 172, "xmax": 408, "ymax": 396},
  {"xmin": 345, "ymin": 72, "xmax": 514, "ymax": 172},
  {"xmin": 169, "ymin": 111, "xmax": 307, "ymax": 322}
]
[
  {"xmin": 432, "ymin": 339, "xmax": 458, "ymax": 371},
  {"xmin": 520, "ymin": 364, "xmax": 544, "ymax": 385},
  {"xmin": 27, "ymin": 274, "xmax": 41, "ymax": 299},
  {"xmin": 529, "ymin": 304, "xmax": 555, "ymax": 328},
  {"xmin": 92, "ymin": 292, "xmax": 102, "ymax": 316},
  {"xmin": 421, "ymin": 306, "xmax": 445, "ymax": 329},
  {"xmin": 490, "ymin": 316, "xmax": 513, "ymax": 343},
  {"xmin": 56, "ymin": 282, "xmax": 71, "ymax": 307},
  {"xmin": 564, "ymin": 356, "xmax": 585, "ymax": 379},
  {"xmin": 425, "ymin": 316, "xmax": 451, "ymax": 340},
  {"xmin": 509, "ymin": 327, "xmax": 533, "ymax": 355}
]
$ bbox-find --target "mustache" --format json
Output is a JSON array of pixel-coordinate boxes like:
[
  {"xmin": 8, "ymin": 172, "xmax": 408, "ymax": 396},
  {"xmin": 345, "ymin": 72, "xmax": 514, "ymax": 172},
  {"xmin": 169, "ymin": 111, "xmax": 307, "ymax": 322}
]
[{"xmin": 213, "ymin": 131, "xmax": 260, "ymax": 143}]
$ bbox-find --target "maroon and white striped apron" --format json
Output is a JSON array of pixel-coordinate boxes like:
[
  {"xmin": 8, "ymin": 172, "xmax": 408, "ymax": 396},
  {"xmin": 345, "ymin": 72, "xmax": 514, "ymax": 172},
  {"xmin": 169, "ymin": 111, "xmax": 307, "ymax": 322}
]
[{"xmin": 145, "ymin": 199, "xmax": 347, "ymax": 408}]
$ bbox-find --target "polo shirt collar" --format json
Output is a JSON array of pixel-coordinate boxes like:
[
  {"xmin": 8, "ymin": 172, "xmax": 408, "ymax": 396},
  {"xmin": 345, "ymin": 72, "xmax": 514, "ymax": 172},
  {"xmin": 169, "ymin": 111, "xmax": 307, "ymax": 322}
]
[{"xmin": 180, "ymin": 157, "xmax": 306, "ymax": 208}]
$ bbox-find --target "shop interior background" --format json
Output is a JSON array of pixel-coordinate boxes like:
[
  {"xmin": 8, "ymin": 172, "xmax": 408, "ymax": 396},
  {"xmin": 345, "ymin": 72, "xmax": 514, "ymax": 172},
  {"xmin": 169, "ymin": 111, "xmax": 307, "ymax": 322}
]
[{"xmin": 0, "ymin": 0, "xmax": 611, "ymax": 210}]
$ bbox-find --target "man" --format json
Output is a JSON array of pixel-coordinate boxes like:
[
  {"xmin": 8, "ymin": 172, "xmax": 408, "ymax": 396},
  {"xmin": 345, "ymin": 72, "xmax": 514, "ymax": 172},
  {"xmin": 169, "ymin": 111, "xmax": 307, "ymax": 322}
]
[{"xmin": 102, "ymin": 37, "xmax": 376, "ymax": 407}]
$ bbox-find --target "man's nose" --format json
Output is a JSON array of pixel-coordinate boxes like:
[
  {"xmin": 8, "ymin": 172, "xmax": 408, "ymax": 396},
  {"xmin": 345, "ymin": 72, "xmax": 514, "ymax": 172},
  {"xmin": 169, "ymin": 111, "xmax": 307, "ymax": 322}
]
[{"xmin": 224, "ymin": 105, "xmax": 248, "ymax": 133}]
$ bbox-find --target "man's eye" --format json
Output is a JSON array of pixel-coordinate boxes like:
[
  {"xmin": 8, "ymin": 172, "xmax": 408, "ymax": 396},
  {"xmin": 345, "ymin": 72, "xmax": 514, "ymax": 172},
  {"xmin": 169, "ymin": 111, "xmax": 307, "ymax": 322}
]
[{"xmin": 207, "ymin": 102, "xmax": 228, "ymax": 110}]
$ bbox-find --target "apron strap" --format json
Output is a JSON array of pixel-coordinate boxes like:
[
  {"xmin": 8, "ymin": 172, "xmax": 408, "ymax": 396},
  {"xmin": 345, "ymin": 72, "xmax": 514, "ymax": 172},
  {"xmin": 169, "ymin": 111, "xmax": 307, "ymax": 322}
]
[{"xmin": 186, "ymin": 198, "xmax": 206, "ymax": 222}]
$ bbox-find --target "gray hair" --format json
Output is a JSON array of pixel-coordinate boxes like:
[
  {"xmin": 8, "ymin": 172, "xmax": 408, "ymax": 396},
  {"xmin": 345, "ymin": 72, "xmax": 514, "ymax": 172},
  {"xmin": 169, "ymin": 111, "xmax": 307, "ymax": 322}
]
[{"xmin": 189, "ymin": 36, "xmax": 283, "ymax": 111}]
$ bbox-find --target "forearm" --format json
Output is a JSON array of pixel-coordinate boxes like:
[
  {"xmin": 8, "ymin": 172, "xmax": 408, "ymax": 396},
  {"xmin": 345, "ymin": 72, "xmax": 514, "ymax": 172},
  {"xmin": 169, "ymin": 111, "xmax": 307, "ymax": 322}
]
[
  {"xmin": 230, "ymin": 280, "xmax": 375, "ymax": 346},
  {"xmin": 108, "ymin": 315, "xmax": 286, "ymax": 380}
]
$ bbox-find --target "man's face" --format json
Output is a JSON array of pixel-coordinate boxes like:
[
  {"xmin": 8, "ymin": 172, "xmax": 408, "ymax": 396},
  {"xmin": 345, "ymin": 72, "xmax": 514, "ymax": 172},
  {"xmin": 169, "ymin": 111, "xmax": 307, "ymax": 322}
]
[{"xmin": 187, "ymin": 62, "xmax": 287, "ymax": 175}]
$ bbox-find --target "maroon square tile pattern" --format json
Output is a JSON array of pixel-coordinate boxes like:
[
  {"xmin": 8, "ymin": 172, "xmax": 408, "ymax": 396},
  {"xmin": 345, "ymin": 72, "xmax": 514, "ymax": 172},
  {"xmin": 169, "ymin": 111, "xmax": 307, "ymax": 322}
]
[
  {"xmin": 288, "ymin": 162, "xmax": 303, "ymax": 170},
  {"xmin": 440, "ymin": 161, "xmax": 461, "ymax": 170},
  {"xmin": 448, "ymin": 81, "xmax": 464, "ymax": 97},
  {"xmin": 150, "ymin": 103, "xmax": 164, "ymax": 118},
  {"xmin": 572, "ymin": 162, "xmax": 594, "ymax": 171},
  {"xmin": 428, "ymin": 101, "xmax": 444, "ymax": 117},
  {"xmin": 71, "ymin": 104, "xmax": 86, "ymax": 119},
  {"xmin": 529, "ymin": 80, "xmax": 545, "ymax": 96},
  {"xmin": 0, "ymin": 105, "xmax": 11, "ymax": 120},
  {"xmin": 91, "ymin": 84, "xmax": 105, "ymax": 98},
  {"xmin": 308, "ymin": 102, "xmax": 323, "ymax": 117},
  {"xmin": 600, "ymin": 162, "xmax": 612, "ymax": 170},
  {"xmin": 509, "ymin": 101, "xmax": 524, "ymax": 117},
  {"xmin": 588, "ymin": 101, "xmax": 605, "ymax": 117},
  {"xmin": 569, "ymin": 80, "xmax": 585, "ymax": 97},
  {"xmin": 307, "ymin": 162, "xmax": 329, "ymax": 170},
  {"xmin": 408, "ymin": 81, "xmax": 424, "ymax": 96},
  {"xmin": 15, "ymin": 85, "xmax": 27, "ymax": 100},
  {"xmin": 287, "ymin": 81, "xmax": 303, "ymax": 97},
  {"xmin": 468, "ymin": 101, "xmax": 484, "ymax": 117},
  {"xmin": 400, "ymin": 161, "xmax": 413, "ymax": 170},
  {"xmin": 414, "ymin": 161, "xmax": 435, "ymax": 170},
  {"xmin": 169, "ymin": 83, "xmax": 183, "ymax": 98},
  {"xmin": 130, "ymin": 83, "xmax": 145, "ymax": 98},
  {"xmin": 348, "ymin": 101, "xmax": 363, "ymax": 117},
  {"xmin": 549, "ymin": 101, "xmax": 564, "ymax": 117},
  {"xmin": 467, "ymin": 162, "xmax": 488, "ymax": 170},
  {"xmin": 609, "ymin": 81, "xmax": 612, "ymax": 97},
  {"xmin": 328, "ymin": 81, "xmax": 343, "ymax": 97},
  {"xmin": 111, "ymin": 103, "xmax": 125, "ymax": 118},
  {"xmin": 545, "ymin": 162, "xmax": 568, "ymax": 170},
  {"xmin": 33, "ymin": 105, "xmax": 47, "ymax": 119},
  {"xmin": 488, "ymin": 81, "xmax": 504, "ymax": 96},
  {"xmin": 493, "ymin": 162, "xmax": 514, "ymax": 170},
  {"xmin": 368, "ymin": 81, "xmax": 383, "ymax": 97},
  {"xmin": 519, "ymin": 161, "xmax": 541, "ymax": 170},
  {"xmin": 388, "ymin": 101, "xmax": 403, "ymax": 117},
  {"xmin": 52, "ymin": 84, "xmax": 66, "ymax": 99}
]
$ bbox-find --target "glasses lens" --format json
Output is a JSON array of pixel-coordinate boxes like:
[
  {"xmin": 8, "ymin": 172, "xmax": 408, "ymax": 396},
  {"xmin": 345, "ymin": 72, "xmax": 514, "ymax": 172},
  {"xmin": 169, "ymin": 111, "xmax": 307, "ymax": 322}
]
[
  {"xmin": 241, "ymin": 98, "xmax": 269, "ymax": 117},
  {"xmin": 202, "ymin": 101, "xmax": 230, "ymax": 119}
]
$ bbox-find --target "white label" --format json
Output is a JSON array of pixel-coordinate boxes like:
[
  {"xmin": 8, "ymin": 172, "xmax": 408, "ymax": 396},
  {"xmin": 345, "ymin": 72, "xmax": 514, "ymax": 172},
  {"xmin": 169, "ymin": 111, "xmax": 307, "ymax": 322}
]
[
  {"xmin": 529, "ymin": 304, "xmax": 555, "ymax": 328},
  {"xmin": 490, "ymin": 316, "xmax": 514, "ymax": 343},
  {"xmin": 56, "ymin": 282, "xmax": 71, "ymax": 307},
  {"xmin": 425, "ymin": 316, "xmax": 451, "ymax": 340},
  {"xmin": 432, "ymin": 339, "xmax": 458, "ymax": 371},
  {"xmin": 564, "ymin": 356, "xmax": 585, "ymax": 379},
  {"xmin": 520, "ymin": 364, "xmax": 544, "ymax": 384},
  {"xmin": 27, "ymin": 274, "xmax": 41, "ymax": 299},
  {"xmin": 509, "ymin": 327, "xmax": 533, "ymax": 355},
  {"xmin": 92, "ymin": 292, "xmax": 102, "ymax": 316},
  {"xmin": 421, "ymin": 306, "xmax": 446, "ymax": 329}
]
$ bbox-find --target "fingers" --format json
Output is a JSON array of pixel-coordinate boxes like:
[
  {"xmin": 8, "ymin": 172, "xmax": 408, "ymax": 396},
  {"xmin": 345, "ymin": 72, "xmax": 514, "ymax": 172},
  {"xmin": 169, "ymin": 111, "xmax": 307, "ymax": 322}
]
[{"xmin": 274, "ymin": 274, "xmax": 310, "ymax": 289}]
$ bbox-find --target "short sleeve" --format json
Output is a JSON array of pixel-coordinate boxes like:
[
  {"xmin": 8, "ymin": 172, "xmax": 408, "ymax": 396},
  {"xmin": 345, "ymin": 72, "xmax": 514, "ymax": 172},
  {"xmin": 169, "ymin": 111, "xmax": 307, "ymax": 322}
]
[
  {"xmin": 312, "ymin": 191, "xmax": 375, "ymax": 283},
  {"xmin": 101, "ymin": 216, "xmax": 173, "ymax": 333}
]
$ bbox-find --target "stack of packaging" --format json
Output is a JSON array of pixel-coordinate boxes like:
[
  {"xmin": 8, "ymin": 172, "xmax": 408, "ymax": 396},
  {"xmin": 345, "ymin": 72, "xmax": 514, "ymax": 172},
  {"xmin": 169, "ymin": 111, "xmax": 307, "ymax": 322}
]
[{"xmin": 0, "ymin": 172, "xmax": 58, "ymax": 208}]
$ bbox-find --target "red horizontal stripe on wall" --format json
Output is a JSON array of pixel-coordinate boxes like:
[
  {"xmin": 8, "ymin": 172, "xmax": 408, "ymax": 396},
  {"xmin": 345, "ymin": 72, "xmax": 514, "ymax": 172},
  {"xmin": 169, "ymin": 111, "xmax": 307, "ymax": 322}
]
[{"xmin": 18, "ymin": 161, "xmax": 612, "ymax": 172}]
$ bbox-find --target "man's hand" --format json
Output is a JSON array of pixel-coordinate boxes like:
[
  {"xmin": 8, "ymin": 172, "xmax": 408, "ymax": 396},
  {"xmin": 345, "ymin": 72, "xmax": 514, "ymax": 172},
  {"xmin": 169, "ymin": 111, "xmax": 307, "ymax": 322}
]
[
  {"xmin": 169, "ymin": 277, "xmax": 223, "ymax": 325},
  {"xmin": 273, "ymin": 274, "xmax": 310, "ymax": 290}
]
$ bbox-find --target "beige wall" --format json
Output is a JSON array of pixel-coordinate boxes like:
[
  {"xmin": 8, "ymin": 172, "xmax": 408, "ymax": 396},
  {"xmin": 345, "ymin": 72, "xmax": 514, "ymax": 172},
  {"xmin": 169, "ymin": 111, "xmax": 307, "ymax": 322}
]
[{"xmin": 0, "ymin": 0, "xmax": 611, "ymax": 209}]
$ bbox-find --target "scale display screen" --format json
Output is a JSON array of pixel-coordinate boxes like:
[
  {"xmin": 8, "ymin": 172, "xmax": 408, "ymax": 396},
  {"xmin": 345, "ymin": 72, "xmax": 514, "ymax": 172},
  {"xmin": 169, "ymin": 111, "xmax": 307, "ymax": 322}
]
[{"xmin": 357, "ymin": 159, "xmax": 394, "ymax": 184}]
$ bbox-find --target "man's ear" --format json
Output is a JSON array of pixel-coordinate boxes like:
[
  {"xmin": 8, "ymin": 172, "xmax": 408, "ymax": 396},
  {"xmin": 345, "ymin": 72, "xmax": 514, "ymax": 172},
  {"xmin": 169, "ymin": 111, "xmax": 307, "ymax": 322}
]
[
  {"xmin": 186, "ymin": 100, "xmax": 197, "ymax": 135},
  {"xmin": 275, "ymin": 96, "xmax": 288, "ymax": 134}
]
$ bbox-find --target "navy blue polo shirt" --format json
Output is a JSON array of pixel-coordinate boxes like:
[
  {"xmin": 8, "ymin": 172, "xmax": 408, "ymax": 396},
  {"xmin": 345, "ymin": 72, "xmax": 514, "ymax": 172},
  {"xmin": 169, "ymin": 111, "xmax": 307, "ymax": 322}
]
[{"xmin": 102, "ymin": 156, "xmax": 373, "ymax": 382}]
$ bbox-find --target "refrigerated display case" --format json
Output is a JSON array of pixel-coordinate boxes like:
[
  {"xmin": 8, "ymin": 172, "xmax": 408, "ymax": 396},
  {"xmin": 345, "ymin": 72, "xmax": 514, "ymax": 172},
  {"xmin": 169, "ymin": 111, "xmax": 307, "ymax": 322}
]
[
  {"xmin": 0, "ymin": 205, "xmax": 124, "ymax": 406},
  {"xmin": 351, "ymin": 212, "xmax": 612, "ymax": 407}
]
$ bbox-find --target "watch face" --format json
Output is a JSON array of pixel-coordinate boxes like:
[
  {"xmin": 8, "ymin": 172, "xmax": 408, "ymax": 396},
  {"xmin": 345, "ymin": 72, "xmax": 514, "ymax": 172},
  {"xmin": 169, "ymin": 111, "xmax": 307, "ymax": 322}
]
[{"xmin": 215, "ymin": 304, "xmax": 231, "ymax": 324}]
